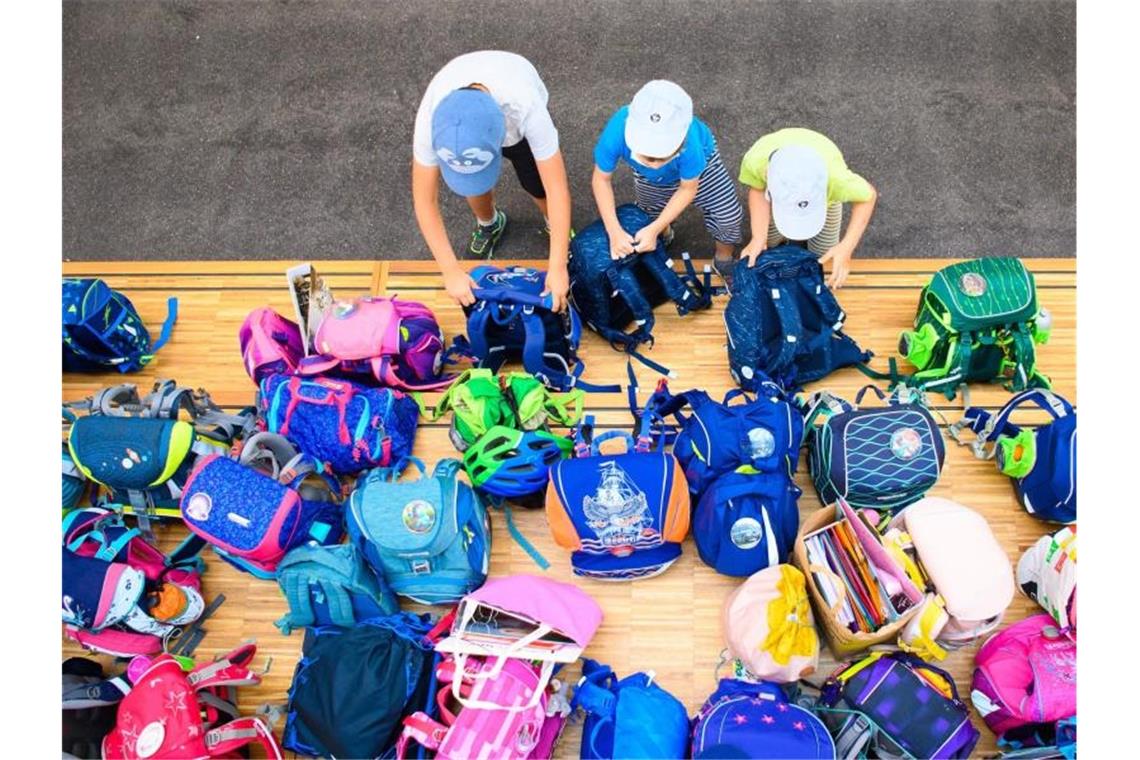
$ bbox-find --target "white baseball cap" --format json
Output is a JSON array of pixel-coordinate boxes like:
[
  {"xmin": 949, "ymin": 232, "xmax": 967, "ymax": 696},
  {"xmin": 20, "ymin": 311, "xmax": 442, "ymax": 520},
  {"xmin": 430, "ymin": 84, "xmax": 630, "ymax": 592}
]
[
  {"xmin": 768, "ymin": 144, "xmax": 829, "ymax": 241},
  {"xmin": 625, "ymin": 80, "xmax": 693, "ymax": 159}
]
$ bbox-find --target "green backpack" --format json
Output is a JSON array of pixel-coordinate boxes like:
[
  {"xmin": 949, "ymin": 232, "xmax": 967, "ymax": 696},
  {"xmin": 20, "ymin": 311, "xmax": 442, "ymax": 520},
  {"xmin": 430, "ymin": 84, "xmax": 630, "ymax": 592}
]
[{"xmin": 896, "ymin": 257, "xmax": 1053, "ymax": 398}]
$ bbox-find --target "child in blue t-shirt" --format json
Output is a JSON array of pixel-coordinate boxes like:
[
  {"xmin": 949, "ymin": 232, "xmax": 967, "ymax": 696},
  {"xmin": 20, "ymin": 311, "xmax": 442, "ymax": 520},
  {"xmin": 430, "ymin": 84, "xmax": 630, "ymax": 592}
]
[{"xmin": 591, "ymin": 80, "xmax": 743, "ymax": 275}]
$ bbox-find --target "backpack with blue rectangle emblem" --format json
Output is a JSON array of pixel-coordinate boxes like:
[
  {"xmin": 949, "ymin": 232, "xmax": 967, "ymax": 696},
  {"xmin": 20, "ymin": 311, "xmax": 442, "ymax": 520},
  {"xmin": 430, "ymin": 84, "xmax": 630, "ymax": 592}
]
[
  {"xmin": 458, "ymin": 265, "xmax": 618, "ymax": 391},
  {"xmin": 691, "ymin": 679, "xmax": 835, "ymax": 759},
  {"xmin": 806, "ymin": 385, "xmax": 945, "ymax": 514},
  {"xmin": 569, "ymin": 204, "xmax": 716, "ymax": 377},
  {"xmin": 347, "ymin": 457, "xmax": 490, "ymax": 604},
  {"xmin": 63, "ymin": 278, "xmax": 178, "ymax": 373},
  {"xmin": 571, "ymin": 659, "xmax": 690, "ymax": 760},
  {"xmin": 274, "ymin": 542, "xmax": 400, "ymax": 635},
  {"xmin": 952, "ymin": 389, "xmax": 1076, "ymax": 523},
  {"xmin": 725, "ymin": 246, "xmax": 870, "ymax": 392}
]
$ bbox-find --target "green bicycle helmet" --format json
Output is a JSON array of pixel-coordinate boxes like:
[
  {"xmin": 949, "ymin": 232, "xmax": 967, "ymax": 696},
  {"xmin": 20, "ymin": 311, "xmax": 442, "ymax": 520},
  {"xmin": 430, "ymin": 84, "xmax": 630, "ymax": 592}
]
[{"xmin": 463, "ymin": 425, "xmax": 572, "ymax": 498}]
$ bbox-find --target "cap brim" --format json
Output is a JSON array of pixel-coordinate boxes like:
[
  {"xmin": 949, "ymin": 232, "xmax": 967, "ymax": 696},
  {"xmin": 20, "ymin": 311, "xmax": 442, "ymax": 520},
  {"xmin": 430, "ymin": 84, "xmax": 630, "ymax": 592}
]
[
  {"xmin": 439, "ymin": 152, "xmax": 503, "ymax": 197},
  {"xmin": 772, "ymin": 197, "xmax": 828, "ymax": 242}
]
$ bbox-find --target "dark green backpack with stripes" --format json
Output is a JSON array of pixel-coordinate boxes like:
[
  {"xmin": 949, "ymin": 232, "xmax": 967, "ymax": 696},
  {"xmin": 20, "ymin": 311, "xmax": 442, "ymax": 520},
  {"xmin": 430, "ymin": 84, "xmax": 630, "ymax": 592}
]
[{"xmin": 897, "ymin": 257, "xmax": 1052, "ymax": 398}]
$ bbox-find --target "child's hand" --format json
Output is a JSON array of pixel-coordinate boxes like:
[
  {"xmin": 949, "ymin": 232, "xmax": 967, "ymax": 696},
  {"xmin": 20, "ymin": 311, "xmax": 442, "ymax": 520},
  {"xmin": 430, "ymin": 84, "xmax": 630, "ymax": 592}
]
[
  {"xmin": 820, "ymin": 241, "xmax": 855, "ymax": 289},
  {"xmin": 542, "ymin": 262, "xmax": 570, "ymax": 312},
  {"xmin": 740, "ymin": 238, "xmax": 767, "ymax": 266},
  {"xmin": 631, "ymin": 224, "xmax": 659, "ymax": 253},
  {"xmin": 442, "ymin": 266, "xmax": 478, "ymax": 306},
  {"xmin": 607, "ymin": 224, "xmax": 636, "ymax": 259}
]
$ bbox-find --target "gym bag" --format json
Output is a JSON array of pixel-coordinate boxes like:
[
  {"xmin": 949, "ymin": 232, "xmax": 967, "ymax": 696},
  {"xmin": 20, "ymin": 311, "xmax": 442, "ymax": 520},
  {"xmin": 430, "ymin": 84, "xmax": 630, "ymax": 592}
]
[
  {"xmin": 568, "ymin": 203, "xmax": 715, "ymax": 377},
  {"xmin": 722, "ymin": 564, "xmax": 820, "ymax": 683},
  {"xmin": 971, "ymin": 614, "xmax": 1076, "ymax": 741},
  {"xmin": 458, "ymin": 264, "xmax": 617, "ymax": 391},
  {"xmin": 1018, "ymin": 526, "xmax": 1077, "ymax": 630},
  {"xmin": 258, "ymin": 373, "xmax": 419, "ymax": 475},
  {"xmin": 347, "ymin": 457, "xmax": 491, "ymax": 604},
  {"xmin": 692, "ymin": 679, "xmax": 835, "ymax": 759},
  {"xmin": 645, "ymin": 379, "xmax": 803, "ymax": 500},
  {"xmin": 103, "ymin": 641, "xmax": 283, "ymax": 759},
  {"xmin": 64, "ymin": 381, "xmax": 255, "ymax": 532},
  {"xmin": 724, "ymin": 245, "xmax": 870, "ymax": 392},
  {"xmin": 282, "ymin": 613, "xmax": 437, "ymax": 759},
  {"xmin": 806, "ymin": 385, "xmax": 945, "ymax": 514},
  {"xmin": 273, "ymin": 541, "xmax": 399, "ymax": 635},
  {"xmin": 953, "ymin": 388, "xmax": 1076, "ymax": 523},
  {"xmin": 239, "ymin": 305, "xmax": 306, "ymax": 383},
  {"xmin": 546, "ymin": 412, "xmax": 691, "ymax": 580},
  {"xmin": 571, "ymin": 659, "xmax": 689, "ymax": 760},
  {"xmin": 62, "ymin": 278, "xmax": 177, "ymax": 373},
  {"xmin": 896, "ymin": 256, "xmax": 1052, "ymax": 397},
  {"xmin": 180, "ymin": 432, "xmax": 344, "ymax": 579},
  {"xmin": 815, "ymin": 651, "xmax": 979, "ymax": 759},
  {"xmin": 297, "ymin": 295, "xmax": 455, "ymax": 390}
]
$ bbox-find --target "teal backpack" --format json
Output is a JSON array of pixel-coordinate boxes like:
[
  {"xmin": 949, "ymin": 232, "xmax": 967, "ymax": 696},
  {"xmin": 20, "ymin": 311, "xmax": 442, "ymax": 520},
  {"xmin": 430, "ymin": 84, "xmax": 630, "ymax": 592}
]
[
  {"xmin": 274, "ymin": 542, "xmax": 400, "ymax": 634},
  {"xmin": 346, "ymin": 457, "xmax": 491, "ymax": 605},
  {"xmin": 63, "ymin": 278, "xmax": 177, "ymax": 373}
]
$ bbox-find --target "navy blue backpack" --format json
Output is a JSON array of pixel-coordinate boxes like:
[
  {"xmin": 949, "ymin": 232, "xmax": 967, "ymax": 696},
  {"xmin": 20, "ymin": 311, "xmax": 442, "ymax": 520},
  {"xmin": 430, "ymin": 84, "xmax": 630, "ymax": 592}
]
[
  {"xmin": 63, "ymin": 278, "xmax": 178, "ymax": 373},
  {"xmin": 692, "ymin": 680, "xmax": 835, "ymax": 759},
  {"xmin": 568, "ymin": 204, "xmax": 716, "ymax": 377},
  {"xmin": 572, "ymin": 659, "xmax": 690, "ymax": 759},
  {"xmin": 953, "ymin": 389, "xmax": 1076, "ymax": 523},
  {"xmin": 724, "ymin": 246, "xmax": 870, "ymax": 391}
]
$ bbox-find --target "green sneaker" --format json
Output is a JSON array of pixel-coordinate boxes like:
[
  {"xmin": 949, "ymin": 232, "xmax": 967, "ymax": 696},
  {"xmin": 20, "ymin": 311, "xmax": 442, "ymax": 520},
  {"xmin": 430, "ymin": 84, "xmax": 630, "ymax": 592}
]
[
  {"xmin": 541, "ymin": 221, "xmax": 576, "ymax": 241},
  {"xmin": 468, "ymin": 209, "xmax": 508, "ymax": 259}
]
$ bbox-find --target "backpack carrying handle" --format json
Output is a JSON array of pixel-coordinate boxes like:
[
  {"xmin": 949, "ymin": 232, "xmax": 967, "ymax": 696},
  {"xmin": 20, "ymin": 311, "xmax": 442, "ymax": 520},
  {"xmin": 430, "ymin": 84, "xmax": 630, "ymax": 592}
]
[
  {"xmin": 203, "ymin": 716, "xmax": 283, "ymax": 759},
  {"xmin": 854, "ymin": 384, "xmax": 889, "ymax": 406},
  {"xmin": 471, "ymin": 287, "xmax": 555, "ymax": 311},
  {"xmin": 589, "ymin": 429, "xmax": 637, "ymax": 456},
  {"xmin": 447, "ymin": 652, "xmax": 555, "ymax": 714}
]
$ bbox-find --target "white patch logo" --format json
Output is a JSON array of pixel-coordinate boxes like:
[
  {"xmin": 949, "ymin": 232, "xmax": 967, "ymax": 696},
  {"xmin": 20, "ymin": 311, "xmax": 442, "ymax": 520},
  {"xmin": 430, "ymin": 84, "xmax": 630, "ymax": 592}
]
[
  {"xmin": 436, "ymin": 147, "xmax": 495, "ymax": 174},
  {"xmin": 185, "ymin": 493, "xmax": 212, "ymax": 521}
]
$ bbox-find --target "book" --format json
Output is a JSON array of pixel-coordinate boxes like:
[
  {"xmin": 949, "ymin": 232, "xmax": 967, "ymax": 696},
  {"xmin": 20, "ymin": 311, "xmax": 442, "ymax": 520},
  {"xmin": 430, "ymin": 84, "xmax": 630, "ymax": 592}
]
[{"xmin": 286, "ymin": 263, "xmax": 335, "ymax": 355}]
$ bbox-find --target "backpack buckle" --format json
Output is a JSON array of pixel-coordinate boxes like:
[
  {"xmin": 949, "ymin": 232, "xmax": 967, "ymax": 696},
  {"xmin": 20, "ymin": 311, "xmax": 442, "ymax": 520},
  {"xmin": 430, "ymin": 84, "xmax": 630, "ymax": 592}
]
[{"xmin": 411, "ymin": 559, "xmax": 431, "ymax": 575}]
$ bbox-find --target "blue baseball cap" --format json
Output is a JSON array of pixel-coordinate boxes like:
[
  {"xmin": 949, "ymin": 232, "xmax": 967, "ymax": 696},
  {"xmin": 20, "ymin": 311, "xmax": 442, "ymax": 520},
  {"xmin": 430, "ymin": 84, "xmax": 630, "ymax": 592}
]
[{"xmin": 431, "ymin": 88, "xmax": 506, "ymax": 197}]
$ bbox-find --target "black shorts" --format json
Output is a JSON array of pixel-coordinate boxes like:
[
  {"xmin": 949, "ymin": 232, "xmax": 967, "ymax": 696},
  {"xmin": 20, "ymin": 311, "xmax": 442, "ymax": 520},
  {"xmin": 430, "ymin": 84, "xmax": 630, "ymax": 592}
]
[{"xmin": 501, "ymin": 139, "xmax": 546, "ymax": 199}]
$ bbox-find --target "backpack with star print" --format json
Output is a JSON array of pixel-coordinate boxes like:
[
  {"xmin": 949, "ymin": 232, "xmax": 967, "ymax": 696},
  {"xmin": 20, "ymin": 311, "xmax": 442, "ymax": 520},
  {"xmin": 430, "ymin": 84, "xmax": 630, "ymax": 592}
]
[{"xmin": 691, "ymin": 679, "xmax": 834, "ymax": 759}]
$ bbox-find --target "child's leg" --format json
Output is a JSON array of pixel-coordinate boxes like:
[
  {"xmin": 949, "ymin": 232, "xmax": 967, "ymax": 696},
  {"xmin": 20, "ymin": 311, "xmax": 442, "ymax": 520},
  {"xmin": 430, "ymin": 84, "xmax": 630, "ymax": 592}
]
[
  {"xmin": 767, "ymin": 219, "xmax": 785, "ymax": 249},
  {"xmin": 501, "ymin": 139, "xmax": 548, "ymax": 218},
  {"xmin": 806, "ymin": 203, "xmax": 843, "ymax": 256},
  {"xmin": 465, "ymin": 191, "xmax": 498, "ymax": 225},
  {"xmin": 691, "ymin": 151, "xmax": 744, "ymax": 256}
]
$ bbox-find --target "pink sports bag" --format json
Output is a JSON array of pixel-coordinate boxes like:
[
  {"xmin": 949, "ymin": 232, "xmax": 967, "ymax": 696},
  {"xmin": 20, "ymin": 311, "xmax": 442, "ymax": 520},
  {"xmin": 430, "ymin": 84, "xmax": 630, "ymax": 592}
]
[
  {"xmin": 298, "ymin": 296, "xmax": 456, "ymax": 390},
  {"xmin": 971, "ymin": 614, "xmax": 1076, "ymax": 738}
]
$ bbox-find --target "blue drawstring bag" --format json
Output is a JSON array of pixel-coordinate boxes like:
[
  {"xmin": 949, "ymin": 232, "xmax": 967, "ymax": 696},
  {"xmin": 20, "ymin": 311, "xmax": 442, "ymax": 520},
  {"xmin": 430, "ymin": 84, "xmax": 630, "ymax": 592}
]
[{"xmin": 572, "ymin": 659, "xmax": 689, "ymax": 759}]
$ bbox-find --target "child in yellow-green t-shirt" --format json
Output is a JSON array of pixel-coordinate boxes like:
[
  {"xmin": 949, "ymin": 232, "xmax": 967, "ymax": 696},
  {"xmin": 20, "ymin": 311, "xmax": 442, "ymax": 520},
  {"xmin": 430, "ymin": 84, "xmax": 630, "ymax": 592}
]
[{"xmin": 737, "ymin": 128, "xmax": 877, "ymax": 288}]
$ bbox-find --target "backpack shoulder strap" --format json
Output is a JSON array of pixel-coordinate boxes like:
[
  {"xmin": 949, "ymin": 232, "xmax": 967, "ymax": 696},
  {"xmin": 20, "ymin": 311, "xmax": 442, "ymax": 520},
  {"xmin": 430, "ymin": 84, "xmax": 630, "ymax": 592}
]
[
  {"xmin": 276, "ymin": 572, "xmax": 314, "ymax": 634},
  {"xmin": 203, "ymin": 717, "xmax": 282, "ymax": 760},
  {"xmin": 766, "ymin": 280, "xmax": 805, "ymax": 382}
]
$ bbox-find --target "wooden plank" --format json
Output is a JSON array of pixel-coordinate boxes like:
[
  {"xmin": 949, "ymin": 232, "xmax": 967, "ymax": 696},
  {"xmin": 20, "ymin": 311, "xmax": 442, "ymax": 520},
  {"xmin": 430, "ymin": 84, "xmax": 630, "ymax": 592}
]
[{"xmin": 61, "ymin": 259, "xmax": 1076, "ymax": 758}]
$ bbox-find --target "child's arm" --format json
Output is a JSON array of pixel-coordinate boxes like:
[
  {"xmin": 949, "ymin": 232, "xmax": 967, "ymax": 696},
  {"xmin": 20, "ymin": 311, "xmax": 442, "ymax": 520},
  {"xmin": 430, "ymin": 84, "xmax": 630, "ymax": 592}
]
[
  {"xmin": 535, "ymin": 150, "xmax": 572, "ymax": 312},
  {"xmin": 741, "ymin": 187, "xmax": 771, "ymax": 264},
  {"xmin": 631, "ymin": 178, "xmax": 697, "ymax": 252},
  {"xmin": 820, "ymin": 183, "xmax": 878, "ymax": 289},
  {"xmin": 412, "ymin": 159, "xmax": 477, "ymax": 306},
  {"xmin": 591, "ymin": 166, "xmax": 636, "ymax": 258}
]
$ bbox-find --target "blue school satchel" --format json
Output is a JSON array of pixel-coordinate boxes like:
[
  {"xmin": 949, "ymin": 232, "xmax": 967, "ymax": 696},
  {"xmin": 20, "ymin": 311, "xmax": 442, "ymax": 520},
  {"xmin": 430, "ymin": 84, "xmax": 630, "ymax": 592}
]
[
  {"xmin": 692, "ymin": 679, "xmax": 835, "ymax": 759},
  {"xmin": 63, "ymin": 278, "xmax": 178, "ymax": 373},
  {"xmin": 572, "ymin": 659, "xmax": 689, "ymax": 759}
]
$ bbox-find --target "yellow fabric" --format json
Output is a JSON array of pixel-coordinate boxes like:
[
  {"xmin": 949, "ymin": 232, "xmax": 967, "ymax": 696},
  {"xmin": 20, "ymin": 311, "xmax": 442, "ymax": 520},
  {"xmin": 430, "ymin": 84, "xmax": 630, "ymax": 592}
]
[
  {"xmin": 760, "ymin": 565, "xmax": 819, "ymax": 665},
  {"xmin": 738, "ymin": 127, "xmax": 874, "ymax": 204},
  {"xmin": 150, "ymin": 421, "xmax": 195, "ymax": 487},
  {"xmin": 898, "ymin": 595, "xmax": 949, "ymax": 661}
]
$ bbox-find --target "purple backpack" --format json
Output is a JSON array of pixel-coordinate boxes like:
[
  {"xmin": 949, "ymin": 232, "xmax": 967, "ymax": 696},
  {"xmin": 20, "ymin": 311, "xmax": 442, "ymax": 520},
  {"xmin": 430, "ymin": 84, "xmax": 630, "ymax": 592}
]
[
  {"xmin": 258, "ymin": 374, "xmax": 419, "ymax": 475},
  {"xmin": 692, "ymin": 680, "xmax": 834, "ymax": 759},
  {"xmin": 240, "ymin": 306, "xmax": 307, "ymax": 383},
  {"xmin": 298, "ymin": 296, "xmax": 455, "ymax": 390}
]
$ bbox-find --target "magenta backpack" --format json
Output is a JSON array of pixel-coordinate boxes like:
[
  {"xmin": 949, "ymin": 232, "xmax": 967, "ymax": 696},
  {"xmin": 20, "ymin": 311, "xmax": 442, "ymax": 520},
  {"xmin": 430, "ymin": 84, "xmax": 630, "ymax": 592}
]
[
  {"xmin": 971, "ymin": 614, "xmax": 1076, "ymax": 738},
  {"xmin": 297, "ymin": 296, "xmax": 455, "ymax": 390},
  {"xmin": 239, "ymin": 306, "xmax": 306, "ymax": 383}
]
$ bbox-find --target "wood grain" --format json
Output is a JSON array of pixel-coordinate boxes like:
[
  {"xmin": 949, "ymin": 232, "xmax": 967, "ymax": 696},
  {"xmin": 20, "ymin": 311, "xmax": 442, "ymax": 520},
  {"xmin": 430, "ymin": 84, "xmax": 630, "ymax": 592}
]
[{"xmin": 62, "ymin": 258, "xmax": 1075, "ymax": 758}]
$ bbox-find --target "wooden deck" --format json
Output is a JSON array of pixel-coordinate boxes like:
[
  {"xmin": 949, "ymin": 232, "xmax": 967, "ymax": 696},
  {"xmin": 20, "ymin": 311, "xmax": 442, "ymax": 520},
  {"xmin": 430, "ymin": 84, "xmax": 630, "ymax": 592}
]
[{"xmin": 62, "ymin": 257, "xmax": 1076, "ymax": 758}]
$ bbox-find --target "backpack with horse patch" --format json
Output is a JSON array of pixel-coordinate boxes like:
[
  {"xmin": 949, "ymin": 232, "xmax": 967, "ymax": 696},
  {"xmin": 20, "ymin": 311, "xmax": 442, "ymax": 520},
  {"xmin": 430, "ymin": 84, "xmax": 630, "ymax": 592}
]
[
  {"xmin": 457, "ymin": 265, "xmax": 617, "ymax": 391},
  {"xmin": 725, "ymin": 246, "xmax": 870, "ymax": 392},
  {"xmin": 63, "ymin": 380, "xmax": 256, "ymax": 532},
  {"xmin": 273, "ymin": 541, "xmax": 400, "ymax": 635},
  {"xmin": 571, "ymin": 659, "xmax": 690, "ymax": 760},
  {"xmin": 103, "ymin": 642, "xmax": 284, "ymax": 760},
  {"xmin": 805, "ymin": 385, "xmax": 946, "ymax": 514},
  {"xmin": 569, "ymin": 204, "xmax": 716, "ymax": 377},
  {"xmin": 896, "ymin": 257, "xmax": 1052, "ymax": 398},
  {"xmin": 258, "ymin": 374, "xmax": 419, "ymax": 475},
  {"xmin": 347, "ymin": 457, "xmax": 491, "ymax": 604},
  {"xmin": 180, "ymin": 432, "xmax": 344, "ymax": 579},
  {"xmin": 545, "ymin": 411, "xmax": 691, "ymax": 580},
  {"xmin": 297, "ymin": 295, "xmax": 455, "ymax": 390},
  {"xmin": 692, "ymin": 679, "xmax": 835, "ymax": 759},
  {"xmin": 62, "ymin": 278, "xmax": 178, "ymax": 373},
  {"xmin": 952, "ymin": 388, "xmax": 1076, "ymax": 523}
]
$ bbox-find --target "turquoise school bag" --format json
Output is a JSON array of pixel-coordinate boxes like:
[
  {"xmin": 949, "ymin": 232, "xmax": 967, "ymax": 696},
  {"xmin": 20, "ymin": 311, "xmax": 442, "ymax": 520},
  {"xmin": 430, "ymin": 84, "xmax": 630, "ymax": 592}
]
[
  {"xmin": 274, "ymin": 542, "xmax": 400, "ymax": 635},
  {"xmin": 63, "ymin": 278, "xmax": 177, "ymax": 373}
]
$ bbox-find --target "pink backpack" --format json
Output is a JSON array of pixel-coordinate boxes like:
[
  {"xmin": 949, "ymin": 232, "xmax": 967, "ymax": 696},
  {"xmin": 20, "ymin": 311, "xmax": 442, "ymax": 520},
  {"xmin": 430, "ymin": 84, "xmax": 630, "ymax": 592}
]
[
  {"xmin": 971, "ymin": 614, "xmax": 1076, "ymax": 738},
  {"xmin": 102, "ymin": 642, "xmax": 283, "ymax": 759},
  {"xmin": 239, "ymin": 306, "xmax": 306, "ymax": 383},
  {"xmin": 297, "ymin": 296, "xmax": 456, "ymax": 390}
]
